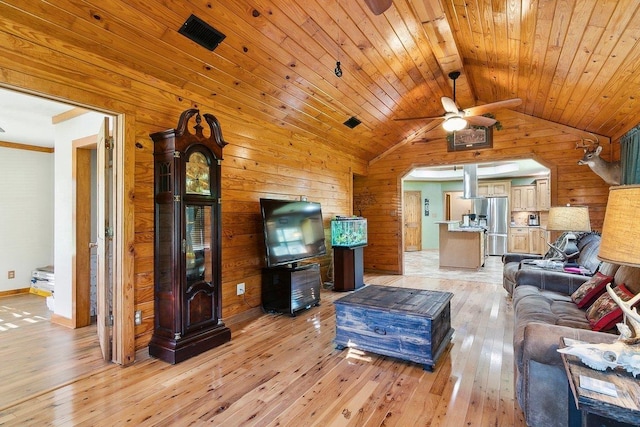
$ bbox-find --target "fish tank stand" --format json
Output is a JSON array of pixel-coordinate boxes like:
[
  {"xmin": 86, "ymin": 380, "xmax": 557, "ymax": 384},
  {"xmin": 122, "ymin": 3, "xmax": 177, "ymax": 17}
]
[{"xmin": 333, "ymin": 246, "xmax": 365, "ymax": 292}]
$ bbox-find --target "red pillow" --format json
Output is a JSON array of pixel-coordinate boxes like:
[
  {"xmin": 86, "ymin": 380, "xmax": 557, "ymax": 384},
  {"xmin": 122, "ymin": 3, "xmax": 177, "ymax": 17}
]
[
  {"xmin": 585, "ymin": 284, "xmax": 635, "ymax": 331},
  {"xmin": 571, "ymin": 272, "xmax": 613, "ymax": 308}
]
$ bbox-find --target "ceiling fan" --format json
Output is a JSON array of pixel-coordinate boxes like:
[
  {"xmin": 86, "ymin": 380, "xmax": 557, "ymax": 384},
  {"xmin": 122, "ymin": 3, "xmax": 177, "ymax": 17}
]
[
  {"xmin": 363, "ymin": 0, "xmax": 392, "ymax": 15},
  {"xmin": 395, "ymin": 71, "xmax": 522, "ymax": 132}
]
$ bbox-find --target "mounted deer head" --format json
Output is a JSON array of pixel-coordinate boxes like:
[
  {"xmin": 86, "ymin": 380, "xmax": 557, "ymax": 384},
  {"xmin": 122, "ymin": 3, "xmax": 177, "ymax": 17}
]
[{"xmin": 576, "ymin": 137, "xmax": 621, "ymax": 185}]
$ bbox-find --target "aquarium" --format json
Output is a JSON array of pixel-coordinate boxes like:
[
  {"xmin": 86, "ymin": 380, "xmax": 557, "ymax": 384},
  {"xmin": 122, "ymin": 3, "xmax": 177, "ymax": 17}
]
[{"xmin": 331, "ymin": 217, "xmax": 367, "ymax": 247}]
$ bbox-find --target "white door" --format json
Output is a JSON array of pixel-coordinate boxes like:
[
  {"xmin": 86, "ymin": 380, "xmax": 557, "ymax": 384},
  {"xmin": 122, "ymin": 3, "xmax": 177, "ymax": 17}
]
[{"xmin": 96, "ymin": 117, "xmax": 113, "ymax": 361}]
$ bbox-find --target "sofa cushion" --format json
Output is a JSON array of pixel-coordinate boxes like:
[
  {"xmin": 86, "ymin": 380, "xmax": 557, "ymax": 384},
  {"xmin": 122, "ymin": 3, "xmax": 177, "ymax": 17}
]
[
  {"xmin": 613, "ymin": 265, "xmax": 640, "ymax": 295},
  {"xmin": 512, "ymin": 285, "xmax": 591, "ymax": 373},
  {"xmin": 598, "ymin": 262, "xmax": 620, "ymax": 278},
  {"xmin": 574, "ymin": 232, "xmax": 602, "ymax": 274},
  {"xmin": 514, "ymin": 286, "xmax": 591, "ymax": 329},
  {"xmin": 571, "ymin": 272, "xmax": 613, "ymax": 308},
  {"xmin": 585, "ymin": 283, "xmax": 635, "ymax": 331}
]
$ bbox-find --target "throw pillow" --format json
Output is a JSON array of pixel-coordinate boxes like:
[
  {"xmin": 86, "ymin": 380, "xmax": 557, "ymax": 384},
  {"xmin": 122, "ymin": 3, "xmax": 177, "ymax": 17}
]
[
  {"xmin": 585, "ymin": 284, "xmax": 635, "ymax": 331},
  {"xmin": 571, "ymin": 272, "xmax": 613, "ymax": 308}
]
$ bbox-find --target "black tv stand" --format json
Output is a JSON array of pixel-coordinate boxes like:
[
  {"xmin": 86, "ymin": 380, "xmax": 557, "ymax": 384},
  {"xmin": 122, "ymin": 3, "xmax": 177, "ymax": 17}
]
[{"xmin": 262, "ymin": 263, "xmax": 321, "ymax": 316}]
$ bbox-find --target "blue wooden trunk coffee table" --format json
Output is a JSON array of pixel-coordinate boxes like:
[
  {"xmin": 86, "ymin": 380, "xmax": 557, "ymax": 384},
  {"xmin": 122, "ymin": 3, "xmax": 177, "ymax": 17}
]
[{"xmin": 334, "ymin": 285, "xmax": 454, "ymax": 371}]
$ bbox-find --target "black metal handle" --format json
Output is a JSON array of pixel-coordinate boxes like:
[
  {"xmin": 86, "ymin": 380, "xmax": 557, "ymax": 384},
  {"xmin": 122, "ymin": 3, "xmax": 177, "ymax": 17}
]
[{"xmin": 373, "ymin": 326, "xmax": 386, "ymax": 335}]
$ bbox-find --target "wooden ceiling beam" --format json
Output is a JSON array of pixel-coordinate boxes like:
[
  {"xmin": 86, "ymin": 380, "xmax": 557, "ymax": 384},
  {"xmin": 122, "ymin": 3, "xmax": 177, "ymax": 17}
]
[{"xmin": 409, "ymin": 0, "xmax": 475, "ymax": 108}]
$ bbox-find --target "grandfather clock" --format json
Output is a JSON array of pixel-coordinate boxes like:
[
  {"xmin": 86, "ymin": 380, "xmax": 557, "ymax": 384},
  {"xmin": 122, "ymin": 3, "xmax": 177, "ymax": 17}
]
[{"xmin": 148, "ymin": 109, "xmax": 231, "ymax": 364}]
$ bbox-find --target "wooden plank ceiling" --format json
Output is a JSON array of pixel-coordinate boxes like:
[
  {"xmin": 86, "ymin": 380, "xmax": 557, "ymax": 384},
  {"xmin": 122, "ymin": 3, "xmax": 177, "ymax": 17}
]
[{"xmin": 5, "ymin": 0, "xmax": 640, "ymax": 162}]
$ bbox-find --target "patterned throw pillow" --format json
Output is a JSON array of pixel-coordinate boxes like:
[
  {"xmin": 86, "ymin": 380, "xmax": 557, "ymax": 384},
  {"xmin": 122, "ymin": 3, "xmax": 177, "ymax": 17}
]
[
  {"xmin": 585, "ymin": 284, "xmax": 635, "ymax": 331},
  {"xmin": 571, "ymin": 272, "xmax": 613, "ymax": 308}
]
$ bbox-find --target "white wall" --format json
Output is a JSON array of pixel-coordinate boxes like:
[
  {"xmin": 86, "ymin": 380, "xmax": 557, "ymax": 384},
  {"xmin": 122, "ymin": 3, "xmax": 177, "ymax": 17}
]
[
  {"xmin": 53, "ymin": 112, "xmax": 108, "ymax": 319},
  {"xmin": 0, "ymin": 147, "xmax": 54, "ymax": 291}
]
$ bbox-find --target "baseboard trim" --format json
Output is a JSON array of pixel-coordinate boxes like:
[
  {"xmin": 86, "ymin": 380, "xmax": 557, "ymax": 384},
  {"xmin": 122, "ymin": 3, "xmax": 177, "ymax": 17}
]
[
  {"xmin": 0, "ymin": 288, "xmax": 30, "ymax": 298},
  {"xmin": 51, "ymin": 314, "xmax": 75, "ymax": 329}
]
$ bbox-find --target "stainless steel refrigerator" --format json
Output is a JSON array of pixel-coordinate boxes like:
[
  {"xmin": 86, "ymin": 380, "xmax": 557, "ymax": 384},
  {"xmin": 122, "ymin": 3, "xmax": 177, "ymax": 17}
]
[{"xmin": 474, "ymin": 197, "xmax": 509, "ymax": 255}]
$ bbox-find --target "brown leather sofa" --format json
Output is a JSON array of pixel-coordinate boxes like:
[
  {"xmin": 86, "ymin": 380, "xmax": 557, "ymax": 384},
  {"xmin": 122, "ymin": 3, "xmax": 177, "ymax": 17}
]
[
  {"xmin": 502, "ymin": 232, "xmax": 601, "ymax": 296},
  {"xmin": 504, "ymin": 233, "xmax": 640, "ymax": 426}
]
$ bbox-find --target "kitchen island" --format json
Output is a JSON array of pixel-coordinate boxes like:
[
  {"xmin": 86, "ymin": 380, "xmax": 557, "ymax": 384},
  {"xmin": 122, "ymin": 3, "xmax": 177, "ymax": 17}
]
[{"xmin": 436, "ymin": 221, "xmax": 486, "ymax": 269}]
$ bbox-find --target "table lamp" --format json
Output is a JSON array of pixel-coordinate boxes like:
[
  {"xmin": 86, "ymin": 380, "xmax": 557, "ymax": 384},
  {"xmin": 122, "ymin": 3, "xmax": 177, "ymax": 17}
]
[
  {"xmin": 597, "ymin": 185, "xmax": 640, "ymax": 346},
  {"xmin": 546, "ymin": 205, "xmax": 591, "ymax": 264},
  {"xmin": 598, "ymin": 185, "xmax": 640, "ymax": 267}
]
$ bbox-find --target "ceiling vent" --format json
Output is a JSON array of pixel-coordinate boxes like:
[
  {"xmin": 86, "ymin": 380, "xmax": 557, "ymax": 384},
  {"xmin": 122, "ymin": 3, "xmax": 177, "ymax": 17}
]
[
  {"xmin": 343, "ymin": 117, "xmax": 361, "ymax": 129},
  {"xmin": 179, "ymin": 15, "xmax": 226, "ymax": 51}
]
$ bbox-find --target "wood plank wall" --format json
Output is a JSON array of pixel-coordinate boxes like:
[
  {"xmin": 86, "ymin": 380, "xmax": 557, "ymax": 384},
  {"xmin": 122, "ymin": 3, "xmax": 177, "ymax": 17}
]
[
  {"xmin": 0, "ymin": 12, "xmax": 366, "ymax": 353},
  {"xmin": 355, "ymin": 109, "xmax": 615, "ymax": 274}
]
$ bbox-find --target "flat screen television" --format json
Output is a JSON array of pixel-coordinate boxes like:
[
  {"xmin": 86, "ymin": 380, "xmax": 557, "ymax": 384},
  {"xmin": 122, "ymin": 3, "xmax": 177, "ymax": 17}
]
[{"xmin": 260, "ymin": 198, "xmax": 327, "ymax": 268}]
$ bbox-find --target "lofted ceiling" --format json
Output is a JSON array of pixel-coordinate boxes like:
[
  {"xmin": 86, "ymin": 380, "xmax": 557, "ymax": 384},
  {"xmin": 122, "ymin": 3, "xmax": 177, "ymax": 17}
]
[{"xmin": 3, "ymin": 0, "xmax": 640, "ymax": 161}]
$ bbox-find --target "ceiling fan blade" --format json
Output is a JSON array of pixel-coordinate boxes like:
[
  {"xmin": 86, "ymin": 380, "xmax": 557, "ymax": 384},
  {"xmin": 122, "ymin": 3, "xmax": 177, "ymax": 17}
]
[
  {"xmin": 0, "ymin": 126, "xmax": 4, "ymax": 132},
  {"xmin": 466, "ymin": 115, "xmax": 496, "ymax": 127},
  {"xmin": 393, "ymin": 115, "xmax": 444, "ymax": 122},
  {"xmin": 463, "ymin": 98, "xmax": 522, "ymax": 117},
  {"xmin": 363, "ymin": 0, "xmax": 392, "ymax": 15},
  {"xmin": 441, "ymin": 97, "xmax": 459, "ymax": 114}
]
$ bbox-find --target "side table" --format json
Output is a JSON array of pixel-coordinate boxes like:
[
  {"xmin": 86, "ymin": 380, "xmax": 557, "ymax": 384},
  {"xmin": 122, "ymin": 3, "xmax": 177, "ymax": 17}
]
[{"xmin": 560, "ymin": 337, "xmax": 640, "ymax": 426}]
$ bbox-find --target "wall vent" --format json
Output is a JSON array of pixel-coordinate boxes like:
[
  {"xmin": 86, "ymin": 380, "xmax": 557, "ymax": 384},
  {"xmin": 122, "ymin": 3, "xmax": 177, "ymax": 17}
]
[
  {"xmin": 178, "ymin": 15, "xmax": 226, "ymax": 51},
  {"xmin": 343, "ymin": 117, "xmax": 362, "ymax": 129}
]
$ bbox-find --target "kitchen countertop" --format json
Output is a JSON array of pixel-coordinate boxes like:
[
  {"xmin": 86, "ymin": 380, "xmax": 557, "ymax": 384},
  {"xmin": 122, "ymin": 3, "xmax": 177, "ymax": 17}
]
[
  {"xmin": 435, "ymin": 221, "xmax": 486, "ymax": 232},
  {"xmin": 451, "ymin": 227, "xmax": 486, "ymax": 232}
]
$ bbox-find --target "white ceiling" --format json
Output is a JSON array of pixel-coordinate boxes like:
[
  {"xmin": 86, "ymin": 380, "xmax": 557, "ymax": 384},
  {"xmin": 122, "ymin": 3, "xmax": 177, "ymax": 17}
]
[
  {"xmin": 406, "ymin": 159, "xmax": 550, "ymax": 181},
  {"xmin": 0, "ymin": 88, "xmax": 74, "ymax": 147}
]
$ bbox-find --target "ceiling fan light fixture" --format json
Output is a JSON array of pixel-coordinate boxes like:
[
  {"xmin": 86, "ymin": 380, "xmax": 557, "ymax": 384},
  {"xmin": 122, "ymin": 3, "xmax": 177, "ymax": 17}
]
[{"xmin": 442, "ymin": 116, "xmax": 467, "ymax": 132}]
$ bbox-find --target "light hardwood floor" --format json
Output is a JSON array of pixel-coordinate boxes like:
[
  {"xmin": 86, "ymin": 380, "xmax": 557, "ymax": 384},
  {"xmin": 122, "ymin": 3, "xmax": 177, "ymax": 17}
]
[{"xmin": 0, "ymin": 251, "xmax": 526, "ymax": 426}]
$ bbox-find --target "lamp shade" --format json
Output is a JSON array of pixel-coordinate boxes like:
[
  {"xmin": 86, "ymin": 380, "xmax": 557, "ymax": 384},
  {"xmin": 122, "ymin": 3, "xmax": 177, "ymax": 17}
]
[
  {"xmin": 599, "ymin": 185, "xmax": 640, "ymax": 267},
  {"xmin": 546, "ymin": 205, "xmax": 591, "ymax": 232}
]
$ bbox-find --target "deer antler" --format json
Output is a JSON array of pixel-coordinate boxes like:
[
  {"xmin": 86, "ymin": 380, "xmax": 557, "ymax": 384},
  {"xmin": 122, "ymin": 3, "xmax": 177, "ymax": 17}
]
[
  {"xmin": 606, "ymin": 283, "xmax": 640, "ymax": 344},
  {"xmin": 575, "ymin": 134, "xmax": 600, "ymax": 150}
]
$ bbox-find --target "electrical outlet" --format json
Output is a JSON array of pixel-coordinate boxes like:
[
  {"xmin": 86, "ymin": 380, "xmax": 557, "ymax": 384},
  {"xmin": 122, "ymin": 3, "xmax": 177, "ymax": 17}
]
[
  {"xmin": 134, "ymin": 310, "xmax": 142, "ymax": 325},
  {"xmin": 8, "ymin": 270, "xmax": 15, "ymax": 279},
  {"xmin": 236, "ymin": 282, "xmax": 245, "ymax": 295}
]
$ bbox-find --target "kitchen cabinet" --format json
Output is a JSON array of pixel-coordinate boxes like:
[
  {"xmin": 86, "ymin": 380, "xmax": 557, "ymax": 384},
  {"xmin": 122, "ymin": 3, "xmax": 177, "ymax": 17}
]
[
  {"xmin": 511, "ymin": 185, "xmax": 537, "ymax": 211},
  {"xmin": 508, "ymin": 227, "xmax": 549, "ymax": 254},
  {"xmin": 508, "ymin": 227, "xmax": 529, "ymax": 253},
  {"xmin": 529, "ymin": 228, "xmax": 547, "ymax": 255},
  {"xmin": 478, "ymin": 180, "xmax": 511, "ymax": 197},
  {"xmin": 536, "ymin": 178, "xmax": 550, "ymax": 211}
]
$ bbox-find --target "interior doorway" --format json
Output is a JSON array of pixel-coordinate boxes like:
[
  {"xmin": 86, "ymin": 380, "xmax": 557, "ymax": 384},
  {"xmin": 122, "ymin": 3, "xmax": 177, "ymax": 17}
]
[
  {"xmin": 444, "ymin": 191, "xmax": 472, "ymax": 221},
  {"xmin": 0, "ymin": 87, "xmax": 122, "ymax": 365},
  {"xmin": 74, "ymin": 138, "xmax": 97, "ymax": 328},
  {"xmin": 71, "ymin": 117, "xmax": 115, "ymax": 362}
]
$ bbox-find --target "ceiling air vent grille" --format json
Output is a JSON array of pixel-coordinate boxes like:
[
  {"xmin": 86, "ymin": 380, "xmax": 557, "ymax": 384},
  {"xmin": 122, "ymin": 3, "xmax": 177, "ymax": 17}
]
[
  {"xmin": 178, "ymin": 14, "xmax": 226, "ymax": 51},
  {"xmin": 343, "ymin": 117, "xmax": 362, "ymax": 129}
]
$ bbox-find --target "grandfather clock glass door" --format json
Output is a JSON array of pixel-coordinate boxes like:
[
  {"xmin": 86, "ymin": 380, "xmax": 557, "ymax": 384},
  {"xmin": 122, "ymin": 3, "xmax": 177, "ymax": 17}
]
[
  {"xmin": 149, "ymin": 109, "xmax": 230, "ymax": 364},
  {"xmin": 184, "ymin": 205, "xmax": 214, "ymax": 323},
  {"xmin": 183, "ymin": 150, "xmax": 219, "ymax": 333}
]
